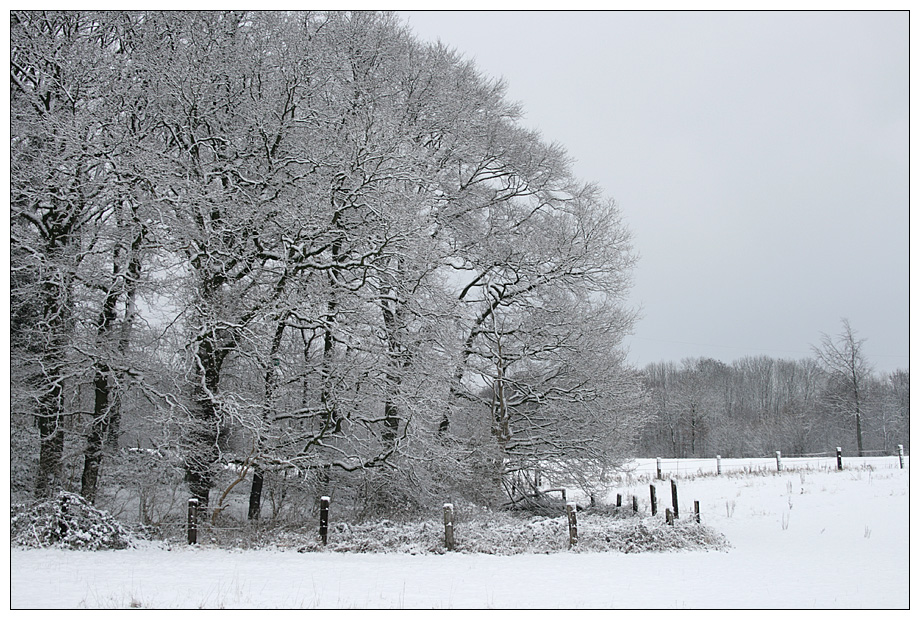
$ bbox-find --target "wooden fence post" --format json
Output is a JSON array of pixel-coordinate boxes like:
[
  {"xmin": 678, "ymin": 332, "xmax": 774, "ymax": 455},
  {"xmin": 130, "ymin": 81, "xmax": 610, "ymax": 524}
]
[
  {"xmin": 443, "ymin": 503, "xmax": 455, "ymax": 551},
  {"xmin": 898, "ymin": 445, "xmax": 905, "ymax": 469},
  {"xmin": 665, "ymin": 508, "xmax": 674, "ymax": 526},
  {"xmin": 187, "ymin": 498, "xmax": 198, "ymax": 545},
  {"xmin": 776, "ymin": 451, "xmax": 782, "ymax": 472},
  {"xmin": 632, "ymin": 495, "xmax": 638, "ymax": 513},
  {"xmin": 656, "ymin": 457, "xmax": 662, "ymax": 480},
  {"xmin": 694, "ymin": 500, "xmax": 700, "ymax": 523},
  {"xmin": 616, "ymin": 493, "xmax": 622, "ymax": 508},
  {"xmin": 566, "ymin": 502, "xmax": 578, "ymax": 548},
  {"xmin": 716, "ymin": 455, "xmax": 722, "ymax": 475},
  {"xmin": 319, "ymin": 496, "xmax": 330, "ymax": 545},
  {"xmin": 649, "ymin": 484, "xmax": 657, "ymax": 516},
  {"xmin": 670, "ymin": 479, "xmax": 679, "ymax": 519},
  {"xmin": 836, "ymin": 447, "xmax": 843, "ymax": 471}
]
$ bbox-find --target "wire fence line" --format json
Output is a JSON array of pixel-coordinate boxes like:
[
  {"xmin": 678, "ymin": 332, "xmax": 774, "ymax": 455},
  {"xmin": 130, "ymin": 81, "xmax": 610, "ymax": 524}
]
[{"xmin": 623, "ymin": 447, "xmax": 907, "ymax": 479}]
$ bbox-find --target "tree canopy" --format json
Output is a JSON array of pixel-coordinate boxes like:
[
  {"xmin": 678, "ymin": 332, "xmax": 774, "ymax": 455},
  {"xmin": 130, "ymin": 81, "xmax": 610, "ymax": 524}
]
[{"xmin": 11, "ymin": 11, "xmax": 644, "ymax": 517}]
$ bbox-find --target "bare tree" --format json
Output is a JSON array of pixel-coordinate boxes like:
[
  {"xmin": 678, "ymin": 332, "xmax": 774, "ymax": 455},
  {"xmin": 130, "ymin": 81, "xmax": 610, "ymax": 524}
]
[{"xmin": 813, "ymin": 319, "xmax": 871, "ymax": 456}]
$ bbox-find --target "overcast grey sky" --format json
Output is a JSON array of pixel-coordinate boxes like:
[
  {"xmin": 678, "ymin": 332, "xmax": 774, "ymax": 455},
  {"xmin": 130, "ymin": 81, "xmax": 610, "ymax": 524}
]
[{"xmin": 402, "ymin": 10, "xmax": 909, "ymax": 373}]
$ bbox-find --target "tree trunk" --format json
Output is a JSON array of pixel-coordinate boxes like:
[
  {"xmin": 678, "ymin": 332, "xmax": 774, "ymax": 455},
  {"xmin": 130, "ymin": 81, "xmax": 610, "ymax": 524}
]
[
  {"xmin": 35, "ymin": 275, "xmax": 72, "ymax": 499},
  {"xmin": 853, "ymin": 367, "xmax": 864, "ymax": 457},
  {"xmin": 382, "ymin": 401, "xmax": 400, "ymax": 447},
  {"xmin": 36, "ymin": 408, "xmax": 65, "ymax": 499},
  {"xmin": 184, "ymin": 331, "xmax": 228, "ymax": 511},
  {"xmin": 248, "ymin": 468, "xmax": 264, "ymax": 520},
  {"xmin": 81, "ymin": 250, "xmax": 122, "ymax": 502},
  {"xmin": 82, "ymin": 209, "xmax": 145, "ymax": 502},
  {"xmin": 380, "ymin": 284, "xmax": 406, "ymax": 449},
  {"xmin": 80, "ymin": 367, "xmax": 112, "ymax": 504},
  {"xmin": 106, "ymin": 225, "xmax": 143, "ymax": 450},
  {"xmin": 322, "ymin": 305, "xmax": 337, "ymax": 427},
  {"xmin": 855, "ymin": 411, "xmax": 864, "ymax": 457},
  {"xmin": 248, "ymin": 319, "xmax": 286, "ymax": 520}
]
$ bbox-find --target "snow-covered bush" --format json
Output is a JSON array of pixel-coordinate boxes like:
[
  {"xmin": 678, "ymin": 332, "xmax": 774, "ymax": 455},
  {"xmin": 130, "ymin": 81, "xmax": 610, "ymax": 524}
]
[
  {"xmin": 11, "ymin": 491, "xmax": 136, "ymax": 550},
  {"xmin": 285, "ymin": 508, "xmax": 728, "ymax": 555},
  {"xmin": 576, "ymin": 516, "xmax": 728, "ymax": 553}
]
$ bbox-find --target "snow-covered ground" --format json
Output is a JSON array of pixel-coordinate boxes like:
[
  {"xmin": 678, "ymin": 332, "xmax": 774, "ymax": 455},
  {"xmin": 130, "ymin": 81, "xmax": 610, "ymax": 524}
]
[{"xmin": 10, "ymin": 456, "xmax": 909, "ymax": 609}]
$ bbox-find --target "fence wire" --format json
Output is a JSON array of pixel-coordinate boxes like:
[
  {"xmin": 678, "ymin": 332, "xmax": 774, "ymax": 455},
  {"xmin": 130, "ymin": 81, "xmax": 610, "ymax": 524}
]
[{"xmin": 623, "ymin": 450, "xmax": 906, "ymax": 479}]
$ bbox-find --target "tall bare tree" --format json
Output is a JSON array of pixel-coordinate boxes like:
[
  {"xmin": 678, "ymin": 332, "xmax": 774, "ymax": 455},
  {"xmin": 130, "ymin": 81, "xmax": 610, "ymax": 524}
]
[{"xmin": 811, "ymin": 318, "xmax": 874, "ymax": 456}]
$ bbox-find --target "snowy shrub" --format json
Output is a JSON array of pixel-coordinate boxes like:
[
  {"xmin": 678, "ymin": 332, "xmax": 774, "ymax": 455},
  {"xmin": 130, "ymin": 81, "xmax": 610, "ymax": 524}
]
[
  {"xmin": 11, "ymin": 491, "xmax": 136, "ymax": 550},
  {"xmin": 284, "ymin": 508, "xmax": 728, "ymax": 555},
  {"xmin": 576, "ymin": 516, "xmax": 729, "ymax": 553},
  {"xmin": 505, "ymin": 494, "xmax": 568, "ymax": 517},
  {"xmin": 290, "ymin": 518, "xmax": 445, "ymax": 555}
]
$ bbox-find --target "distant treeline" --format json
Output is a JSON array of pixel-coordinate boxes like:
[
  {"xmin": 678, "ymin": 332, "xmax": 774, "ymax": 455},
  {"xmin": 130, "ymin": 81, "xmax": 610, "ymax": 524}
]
[{"xmin": 637, "ymin": 338, "xmax": 908, "ymax": 459}]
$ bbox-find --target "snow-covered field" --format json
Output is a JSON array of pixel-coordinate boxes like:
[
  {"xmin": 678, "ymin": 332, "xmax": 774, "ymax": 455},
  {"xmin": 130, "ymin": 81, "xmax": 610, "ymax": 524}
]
[{"xmin": 10, "ymin": 456, "xmax": 909, "ymax": 609}]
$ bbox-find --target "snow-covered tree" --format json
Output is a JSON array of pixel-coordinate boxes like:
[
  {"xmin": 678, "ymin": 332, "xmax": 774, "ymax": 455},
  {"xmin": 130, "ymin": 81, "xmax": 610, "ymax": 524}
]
[{"xmin": 11, "ymin": 10, "xmax": 645, "ymax": 516}]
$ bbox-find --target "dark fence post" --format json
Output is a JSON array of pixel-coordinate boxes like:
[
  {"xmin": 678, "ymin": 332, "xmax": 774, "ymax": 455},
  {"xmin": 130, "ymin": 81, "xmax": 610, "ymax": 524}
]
[
  {"xmin": 694, "ymin": 500, "xmax": 700, "ymax": 523},
  {"xmin": 665, "ymin": 508, "xmax": 674, "ymax": 526},
  {"xmin": 670, "ymin": 479, "xmax": 679, "ymax": 520},
  {"xmin": 616, "ymin": 493, "xmax": 622, "ymax": 508},
  {"xmin": 649, "ymin": 484, "xmax": 657, "ymax": 516},
  {"xmin": 187, "ymin": 498, "xmax": 198, "ymax": 545},
  {"xmin": 716, "ymin": 455, "xmax": 722, "ymax": 475},
  {"xmin": 898, "ymin": 445, "xmax": 905, "ymax": 469},
  {"xmin": 632, "ymin": 495, "xmax": 639, "ymax": 513},
  {"xmin": 566, "ymin": 502, "xmax": 578, "ymax": 548},
  {"xmin": 836, "ymin": 447, "xmax": 843, "ymax": 471},
  {"xmin": 776, "ymin": 451, "xmax": 782, "ymax": 472},
  {"xmin": 319, "ymin": 496, "xmax": 330, "ymax": 545},
  {"xmin": 656, "ymin": 457, "xmax": 662, "ymax": 480},
  {"xmin": 443, "ymin": 503, "xmax": 455, "ymax": 551}
]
